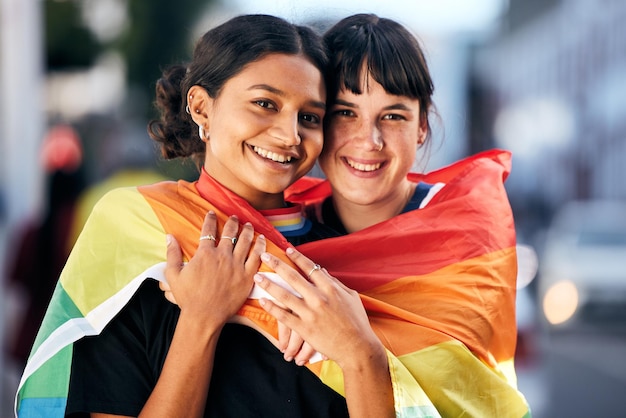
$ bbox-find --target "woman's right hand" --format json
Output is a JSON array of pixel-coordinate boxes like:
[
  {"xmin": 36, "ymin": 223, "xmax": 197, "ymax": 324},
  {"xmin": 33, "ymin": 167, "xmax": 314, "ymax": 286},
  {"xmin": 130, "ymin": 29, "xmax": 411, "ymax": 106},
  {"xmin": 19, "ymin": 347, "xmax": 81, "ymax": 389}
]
[
  {"xmin": 161, "ymin": 212, "xmax": 319, "ymax": 364},
  {"xmin": 163, "ymin": 211, "xmax": 266, "ymax": 329}
]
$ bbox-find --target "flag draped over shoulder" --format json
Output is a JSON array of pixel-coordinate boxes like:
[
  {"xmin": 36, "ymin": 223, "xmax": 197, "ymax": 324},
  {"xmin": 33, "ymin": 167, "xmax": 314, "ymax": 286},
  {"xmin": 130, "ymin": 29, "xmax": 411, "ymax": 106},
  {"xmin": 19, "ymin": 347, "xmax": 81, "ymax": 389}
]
[
  {"xmin": 287, "ymin": 149, "xmax": 532, "ymax": 417},
  {"xmin": 14, "ymin": 172, "xmax": 296, "ymax": 417},
  {"xmin": 16, "ymin": 149, "xmax": 531, "ymax": 418}
]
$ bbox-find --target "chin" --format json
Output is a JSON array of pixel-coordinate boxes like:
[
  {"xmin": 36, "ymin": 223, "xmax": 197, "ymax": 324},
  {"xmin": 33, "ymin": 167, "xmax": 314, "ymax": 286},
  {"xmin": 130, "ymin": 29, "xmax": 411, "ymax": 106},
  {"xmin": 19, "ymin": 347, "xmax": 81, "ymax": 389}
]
[{"xmin": 340, "ymin": 189, "xmax": 377, "ymax": 206}]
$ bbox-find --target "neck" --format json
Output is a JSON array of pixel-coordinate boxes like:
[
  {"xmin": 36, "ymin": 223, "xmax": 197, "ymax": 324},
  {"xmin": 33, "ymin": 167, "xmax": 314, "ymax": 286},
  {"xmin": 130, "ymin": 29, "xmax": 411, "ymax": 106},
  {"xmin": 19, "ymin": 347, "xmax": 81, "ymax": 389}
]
[
  {"xmin": 248, "ymin": 193, "xmax": 287, "ymax": 211},
  {"xmin": 200, "ymin": 167, "xmax": 287, "ymax": 210},
  {"xmin": 333, "ymin": 182, "xmax": 416, "ymax": 233}
]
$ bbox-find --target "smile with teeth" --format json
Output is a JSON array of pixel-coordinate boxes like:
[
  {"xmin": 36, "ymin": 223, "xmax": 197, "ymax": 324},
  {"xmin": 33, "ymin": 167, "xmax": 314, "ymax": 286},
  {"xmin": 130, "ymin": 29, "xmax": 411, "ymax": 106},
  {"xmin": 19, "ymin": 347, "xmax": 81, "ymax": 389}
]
[
  {"xmin": 346, "ymin": 158, "xmax": 381, "ymax": 172},
  {"xmin": 253, "ymin": 145, "xmax": 293, "ymax": 163}
]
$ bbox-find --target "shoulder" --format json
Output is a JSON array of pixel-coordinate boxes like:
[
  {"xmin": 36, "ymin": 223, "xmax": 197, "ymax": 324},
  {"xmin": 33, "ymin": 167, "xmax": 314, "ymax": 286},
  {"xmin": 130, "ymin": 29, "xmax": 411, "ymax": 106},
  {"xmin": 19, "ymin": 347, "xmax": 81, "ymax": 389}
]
[
  {"xmin": 92, "ymin": 185, "xmax": 146, "ymax": 211},
  {"xmin": 90, "ymin": 181, "xmax": 184, "ymax": 220},
  {"xmin": 138, "ymin": 179, "xmax": 208, "ymax": 215},
  {"xmin": 71, "ymin": 185, "xmax": 169, "ymax": 270}
]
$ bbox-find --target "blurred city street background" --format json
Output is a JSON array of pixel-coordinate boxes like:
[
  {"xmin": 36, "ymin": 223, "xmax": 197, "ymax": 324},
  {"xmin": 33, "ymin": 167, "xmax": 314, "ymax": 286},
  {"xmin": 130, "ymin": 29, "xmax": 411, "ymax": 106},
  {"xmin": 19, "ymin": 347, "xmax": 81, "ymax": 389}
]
[{"xmin": 2, "ymin": 0, "xmax": 626, "ymax": 417}]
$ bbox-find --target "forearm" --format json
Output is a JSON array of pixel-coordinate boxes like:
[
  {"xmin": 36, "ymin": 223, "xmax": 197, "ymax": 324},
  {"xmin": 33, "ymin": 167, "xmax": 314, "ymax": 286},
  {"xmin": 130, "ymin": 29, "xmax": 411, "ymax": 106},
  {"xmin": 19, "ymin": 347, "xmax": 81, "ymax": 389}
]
[
  {"xmin": 342, "ymin": 341, "xmax": 395, "ymax": 418},
  {"xmin": 139, "ymin": 313, "xmax": 222, "ymax": 418}
]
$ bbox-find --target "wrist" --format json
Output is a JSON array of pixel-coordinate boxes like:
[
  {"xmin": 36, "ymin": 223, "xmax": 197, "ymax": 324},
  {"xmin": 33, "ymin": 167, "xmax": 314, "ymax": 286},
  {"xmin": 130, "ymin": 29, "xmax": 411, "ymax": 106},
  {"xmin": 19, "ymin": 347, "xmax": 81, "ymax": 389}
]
[
  {"xmin": 339, "ymin": 340, "xmax": 388, "ymax": 374},
  {"xmin": 177, "ymin": 310, "xmax": 224, "ymax": 340}
]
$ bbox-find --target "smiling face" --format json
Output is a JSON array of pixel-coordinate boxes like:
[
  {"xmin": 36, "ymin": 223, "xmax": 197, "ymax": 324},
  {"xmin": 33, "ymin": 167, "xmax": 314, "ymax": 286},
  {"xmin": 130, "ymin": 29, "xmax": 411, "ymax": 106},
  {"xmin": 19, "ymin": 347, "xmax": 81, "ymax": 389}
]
[
  {"xmin": 320, "ymin": 73, "xmax": 427, "ymax": 213},
  {"xmin": 190, "ymin": 53, "xmax": 326, "ymax": 210}
]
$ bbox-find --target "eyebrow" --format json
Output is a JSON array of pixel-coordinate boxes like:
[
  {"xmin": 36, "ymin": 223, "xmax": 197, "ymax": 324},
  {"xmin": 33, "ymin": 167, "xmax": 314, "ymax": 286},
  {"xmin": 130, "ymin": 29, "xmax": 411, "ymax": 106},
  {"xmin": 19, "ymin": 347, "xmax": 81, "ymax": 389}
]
[
  {"xmin": 248, "ymin": 84, "xmax": 326, "ymax": 111},
  {"xmin": 333, "ymin": 99, "xmax": 412, "ymax": 112}
]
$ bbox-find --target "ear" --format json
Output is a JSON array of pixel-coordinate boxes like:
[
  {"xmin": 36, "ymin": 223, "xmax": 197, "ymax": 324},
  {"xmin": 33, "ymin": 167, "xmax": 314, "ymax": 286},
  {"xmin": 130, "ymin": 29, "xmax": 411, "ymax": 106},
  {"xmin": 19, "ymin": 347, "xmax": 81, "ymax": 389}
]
[
  {"xmin": 188, "ymin": 85, "xmax": 213, "ymax": 131},
  {"xmin": 417, "ymin": 118, "xmax": 428, "ymax": 146}
]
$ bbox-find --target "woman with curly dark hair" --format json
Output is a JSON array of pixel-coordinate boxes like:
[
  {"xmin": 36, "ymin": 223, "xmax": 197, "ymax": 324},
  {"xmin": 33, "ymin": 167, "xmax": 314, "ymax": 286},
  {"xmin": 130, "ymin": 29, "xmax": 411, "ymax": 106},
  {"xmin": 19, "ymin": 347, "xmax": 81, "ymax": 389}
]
[{"xmin": 15, "ymin": 14, "xmax": 351, "ymax": 417}]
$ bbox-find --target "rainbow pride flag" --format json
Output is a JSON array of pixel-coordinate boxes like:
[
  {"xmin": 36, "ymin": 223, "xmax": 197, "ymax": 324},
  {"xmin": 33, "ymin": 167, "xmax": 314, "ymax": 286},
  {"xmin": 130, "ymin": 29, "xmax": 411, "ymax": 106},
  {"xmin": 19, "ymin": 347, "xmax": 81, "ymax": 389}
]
[
  {"xmin": 15, "ymin": 150, "xmax": 531, "ymax": 417},
  {"xmin": 286, "ymin": 149, "xmax": 532, "ymax": 417}
]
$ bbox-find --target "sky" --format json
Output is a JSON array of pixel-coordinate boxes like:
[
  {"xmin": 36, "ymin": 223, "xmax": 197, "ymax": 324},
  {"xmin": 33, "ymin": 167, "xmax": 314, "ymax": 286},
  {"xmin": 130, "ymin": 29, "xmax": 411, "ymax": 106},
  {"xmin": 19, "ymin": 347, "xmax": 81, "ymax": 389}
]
[
  {"xmin": 228, "ymin": 0, "xmax": 508, "ymax": 35},
  {"xmin": 222, "ymin": 0, "xmax": 510, "ymax": 169}
]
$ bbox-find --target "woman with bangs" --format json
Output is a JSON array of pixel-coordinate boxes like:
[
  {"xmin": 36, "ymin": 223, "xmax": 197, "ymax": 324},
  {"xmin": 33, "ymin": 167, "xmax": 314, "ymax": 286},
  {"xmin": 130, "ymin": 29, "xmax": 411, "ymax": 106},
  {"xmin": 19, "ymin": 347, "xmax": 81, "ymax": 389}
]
[{"xmin": 253, "ymin": 14, "xmax": 532, "ymax": 418}]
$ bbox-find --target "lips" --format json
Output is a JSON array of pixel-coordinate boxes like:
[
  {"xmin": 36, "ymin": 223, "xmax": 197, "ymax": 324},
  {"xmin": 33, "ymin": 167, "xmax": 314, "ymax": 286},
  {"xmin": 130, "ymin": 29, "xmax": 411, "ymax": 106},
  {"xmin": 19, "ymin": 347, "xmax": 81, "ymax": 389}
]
[
  {"xmin": 252, "ymin": 145, "xmax": 295, "ymax": 164},
  {"xmin": 345, "ymin": 157, "xmax": 382, "ymax": 172}
]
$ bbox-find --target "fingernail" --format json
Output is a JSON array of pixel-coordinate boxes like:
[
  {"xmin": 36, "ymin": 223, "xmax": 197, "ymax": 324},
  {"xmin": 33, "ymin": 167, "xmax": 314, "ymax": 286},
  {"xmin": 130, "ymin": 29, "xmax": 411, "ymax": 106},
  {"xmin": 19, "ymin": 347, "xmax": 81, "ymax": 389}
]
[
  {"xmin": 253, "ymin": 274, "xmax": 263, "ymax": 283},
  {"xmin": 286, "ymin": 247, "xmax": 295, "ymax": 255},
  {"xmin": 231, "ymin": 215, "xmax": 238, "ymax": 221},
  {"xmin": 166, "ymin": 234, "xmax": 172, "ymax": 246},
  {"xmin": 261, "ymin": 252, "xmax": 270, "ymax": 262},
  {"xmin": 245, "ymin": 222, "xmax": 252, "ymax": 226},
  {"xmin": 258, "ymin": 234, "xmax": 265, "ymax": 240},
  {"xmin": 285, "ymin": 356, "xmax": 293, "ymax": 362},
  {"xmin": 208, "ymin": 210, "xmax": 215, "ymax": 215},
  {"xmin": 259, "ymin": 298, "xmax": 266, "ymax": 307}
]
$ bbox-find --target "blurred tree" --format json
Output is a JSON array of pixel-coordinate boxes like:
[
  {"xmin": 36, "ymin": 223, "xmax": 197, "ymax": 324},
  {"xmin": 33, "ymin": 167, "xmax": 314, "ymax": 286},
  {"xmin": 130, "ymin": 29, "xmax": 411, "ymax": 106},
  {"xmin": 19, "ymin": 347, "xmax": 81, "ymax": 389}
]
[
  {"xmin": 46, "ymin": 0, "xmax": 101, "ymax": 69},
  {"xmin": 45, "ymin": 0, "xmax": 213, "ymax": 115},
  {"xmin": 43, "ymin": 0, "xmax": 213, "ymax": 181},
  {"xmin": 117, "ymin": 0, "xmax": 211, "ymax": 116}
]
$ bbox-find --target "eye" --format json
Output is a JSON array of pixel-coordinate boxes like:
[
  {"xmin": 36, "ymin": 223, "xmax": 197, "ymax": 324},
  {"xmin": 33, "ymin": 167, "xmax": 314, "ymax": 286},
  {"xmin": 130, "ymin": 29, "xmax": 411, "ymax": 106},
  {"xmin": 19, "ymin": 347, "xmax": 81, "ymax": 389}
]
[
  {"xmin": 331, "ymin": 109, "xmax": 354, "ymax": 118},
  {"xmin": 383, "ymin": 113, "xmax": 406, "ymax": 121},
  {"xmin": 254, "ymin": 100, "xmax": 276, "ymax": 110},
  {"xmin": 299, "ymin": 113, "xmax": 322, "ymax": 126}
]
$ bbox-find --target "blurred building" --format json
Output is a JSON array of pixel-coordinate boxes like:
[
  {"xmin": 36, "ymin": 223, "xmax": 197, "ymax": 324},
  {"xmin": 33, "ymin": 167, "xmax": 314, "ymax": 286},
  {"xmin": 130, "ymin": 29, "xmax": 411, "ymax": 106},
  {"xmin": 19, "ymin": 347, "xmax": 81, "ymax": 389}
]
[{"xmin": 470, "ymin": 0, "xmax": 626, "ymax": 232}]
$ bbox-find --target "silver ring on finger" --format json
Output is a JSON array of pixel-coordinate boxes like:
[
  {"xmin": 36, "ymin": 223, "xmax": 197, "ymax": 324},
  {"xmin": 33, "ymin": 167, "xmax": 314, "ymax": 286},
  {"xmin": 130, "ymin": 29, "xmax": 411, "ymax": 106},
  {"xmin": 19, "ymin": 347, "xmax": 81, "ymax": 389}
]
[
  {"xmin": 199, "ymin": 234, "xmax": 216, "ymax": 242},
  {"xmin": 221, "ymin": 235, "xmax": 237, "ymax": 245},
  {"xmin": 307, "ymin": 263, "xmax": 322, "ymax": 278}
]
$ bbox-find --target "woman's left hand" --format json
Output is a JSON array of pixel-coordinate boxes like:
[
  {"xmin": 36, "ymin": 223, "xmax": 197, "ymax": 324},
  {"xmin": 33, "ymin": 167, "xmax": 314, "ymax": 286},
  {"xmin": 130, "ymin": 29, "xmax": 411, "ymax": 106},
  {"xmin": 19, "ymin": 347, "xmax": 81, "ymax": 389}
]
[
  {"xmin": 254, "ymin": 248, "xmax": 383, "ymax": 369},
  {"xmin": 276, "ymin": 324, "xmax": 320, "ymax": 365}
]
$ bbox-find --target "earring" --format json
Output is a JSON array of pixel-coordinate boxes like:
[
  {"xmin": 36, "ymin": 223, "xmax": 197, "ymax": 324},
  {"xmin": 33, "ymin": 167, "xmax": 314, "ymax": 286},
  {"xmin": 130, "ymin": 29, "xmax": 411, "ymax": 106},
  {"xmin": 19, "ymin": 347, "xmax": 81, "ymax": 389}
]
[
  {"xmin": 198, "ymin": 125, "xmax": 210, "ymax": 141},
  {"xmin": 186, "ymin": 93, "xmax": 194, "ymax": 114}
]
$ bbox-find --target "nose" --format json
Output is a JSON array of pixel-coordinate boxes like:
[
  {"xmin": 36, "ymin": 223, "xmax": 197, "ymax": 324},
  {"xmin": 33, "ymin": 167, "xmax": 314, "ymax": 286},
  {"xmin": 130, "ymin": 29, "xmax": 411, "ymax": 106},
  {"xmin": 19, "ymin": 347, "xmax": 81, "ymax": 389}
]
[
  {"xmin": 354, "ymin": 118, "xmax": 383, "ymax": 151},
  {"xmin": 371, "ymin": 127, "xmax": 384, "ymax": 151},
  {"xmin": 270, "ymin": 112, "xmax": 300, "ymax": 146}
]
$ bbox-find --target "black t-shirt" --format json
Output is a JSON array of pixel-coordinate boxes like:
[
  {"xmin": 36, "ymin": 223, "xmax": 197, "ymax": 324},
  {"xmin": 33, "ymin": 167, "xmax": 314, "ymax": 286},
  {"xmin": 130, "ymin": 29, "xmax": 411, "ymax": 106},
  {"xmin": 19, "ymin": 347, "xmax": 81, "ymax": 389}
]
[{"xmin": 66, "ymin": 222, "xmax": 348, "ymax": 417}]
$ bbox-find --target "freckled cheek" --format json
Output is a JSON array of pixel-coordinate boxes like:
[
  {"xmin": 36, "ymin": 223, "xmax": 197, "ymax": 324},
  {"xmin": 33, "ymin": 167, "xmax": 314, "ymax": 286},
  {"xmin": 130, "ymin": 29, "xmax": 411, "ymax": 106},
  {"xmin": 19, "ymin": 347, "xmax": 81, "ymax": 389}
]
[
  {"xmin": 317, "ymin": 152, "xmax": 331, "ymax": 174},
  {"xmin": 322, "ymin": 127, "xmax": 350, "ymax": 154},
  {"xmin": 318, "ymin": 139, "xmax": 334, "ymax": 169},
  {"xmin": 378, "ymin": 129, "xmax": 412, "ymax": 152}
]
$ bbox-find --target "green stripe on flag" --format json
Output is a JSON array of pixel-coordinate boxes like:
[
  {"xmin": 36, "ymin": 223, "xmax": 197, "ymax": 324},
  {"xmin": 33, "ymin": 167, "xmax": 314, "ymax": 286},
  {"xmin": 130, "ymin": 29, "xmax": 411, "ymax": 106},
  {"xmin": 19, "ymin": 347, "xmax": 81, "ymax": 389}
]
[
  {"xmin": 21, "ymin": 344, "xmax": 72, "ymax": 401},
  {"xmin": 28, "ymin": 282, "xmax": 83, "ymax": 359}
]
